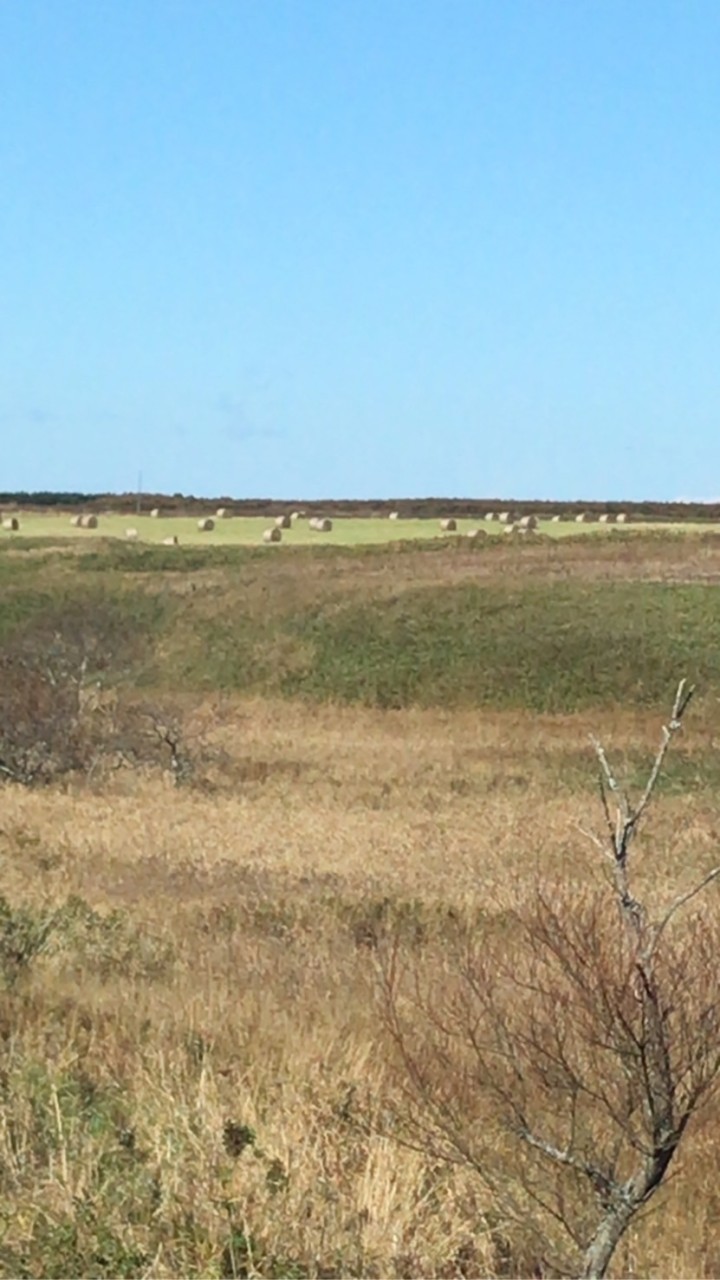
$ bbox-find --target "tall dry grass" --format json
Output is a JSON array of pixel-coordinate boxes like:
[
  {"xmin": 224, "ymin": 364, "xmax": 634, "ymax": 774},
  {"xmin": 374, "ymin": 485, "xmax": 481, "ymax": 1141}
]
[{"xmin": 0, "ymin": 698, "xmax": 719, "ymax": 1275}]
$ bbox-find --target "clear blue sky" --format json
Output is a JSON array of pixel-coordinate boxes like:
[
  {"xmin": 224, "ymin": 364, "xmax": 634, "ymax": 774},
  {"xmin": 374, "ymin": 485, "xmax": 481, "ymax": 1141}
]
[{"xmin": 2, "ymin": 0, "xmax": 719, "ymax": 500}]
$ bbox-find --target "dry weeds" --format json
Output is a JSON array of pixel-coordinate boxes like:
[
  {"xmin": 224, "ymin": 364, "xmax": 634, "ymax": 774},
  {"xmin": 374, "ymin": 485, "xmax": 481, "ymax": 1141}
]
[{"xmin": 0, "ymin": 698, "xmax": 719, "ymax": 1274}]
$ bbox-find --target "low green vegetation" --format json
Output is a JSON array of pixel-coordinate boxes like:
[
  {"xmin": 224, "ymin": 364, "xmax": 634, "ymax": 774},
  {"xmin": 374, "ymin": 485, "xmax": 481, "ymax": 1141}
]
[
  {"xmin": 275, "ymin": 582, "xmax": 720, "ymax": 711},
  {"xmin": 2, "ymin": 537, "xmax": 720, "ymax": 713}
]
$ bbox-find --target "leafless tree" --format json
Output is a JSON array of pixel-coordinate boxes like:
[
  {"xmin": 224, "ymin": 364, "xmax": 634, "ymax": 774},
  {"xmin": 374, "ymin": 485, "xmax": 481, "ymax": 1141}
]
[
  {"xmin": 380, "ymin": 681, "xmax": 720, "ymax": 1277},
  {"xmin": 0, "ymin": 600, "xmax": 190, "ymax": 787},
  {"xmin": 0, "ymin": 606, "xmax": 116, "ymax": 778}
]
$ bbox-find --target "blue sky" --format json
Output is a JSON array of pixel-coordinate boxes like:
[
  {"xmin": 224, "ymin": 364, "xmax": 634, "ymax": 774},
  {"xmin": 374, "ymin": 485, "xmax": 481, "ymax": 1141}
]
[{"xmin": 2, "ymin": 0, "xmax": 719, "ymax": 500}]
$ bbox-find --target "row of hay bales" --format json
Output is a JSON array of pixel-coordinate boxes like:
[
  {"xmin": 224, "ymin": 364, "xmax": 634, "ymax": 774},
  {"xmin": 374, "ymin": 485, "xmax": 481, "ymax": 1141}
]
[
  {"xmin": 67, "ymin": 509, "xmax": 332, "ymax": 548},
  {"xmin": 149, "ymin": 506, "xmax": 232, "ymax": 520},
  {"xmin": 564, "ymin": 512, "xmax": 630, "ymax": 524},
  {"xmin": 482, "ymin": 510, "xmax": 631, "ymax": 525},
  {"xmin": 440, "ymin": 514, "xmax": 540, "ymax": 533},
  {"xmin": 439, "ymin": 511, "xmax": 632, "ymax": 536}
]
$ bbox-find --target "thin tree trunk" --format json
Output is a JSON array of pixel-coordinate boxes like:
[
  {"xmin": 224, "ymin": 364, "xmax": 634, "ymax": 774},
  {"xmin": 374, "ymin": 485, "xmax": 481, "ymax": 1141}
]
[{"xmin": 581, "ymin": 1201, "xmax": 637, "ymax": 1279}]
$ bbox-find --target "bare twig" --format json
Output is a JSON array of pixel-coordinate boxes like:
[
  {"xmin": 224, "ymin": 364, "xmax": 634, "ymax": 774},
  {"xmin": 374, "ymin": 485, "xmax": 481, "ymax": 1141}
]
[{"xmin": 647, "ymin": 866, "xmax": 720, "ymax": 957}]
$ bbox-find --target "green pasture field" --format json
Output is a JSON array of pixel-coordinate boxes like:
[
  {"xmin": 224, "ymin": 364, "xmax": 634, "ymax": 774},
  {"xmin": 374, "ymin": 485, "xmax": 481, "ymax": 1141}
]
[{"xmin": 3, "ymin": 509, "xmax": 720, "ymax": 547}]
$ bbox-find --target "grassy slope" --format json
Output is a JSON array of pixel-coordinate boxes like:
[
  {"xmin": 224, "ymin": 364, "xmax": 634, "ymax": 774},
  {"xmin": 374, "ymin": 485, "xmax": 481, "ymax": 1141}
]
[{"xmin": 3, "ymin": 532, "xmax": 720, "ymax": 711}]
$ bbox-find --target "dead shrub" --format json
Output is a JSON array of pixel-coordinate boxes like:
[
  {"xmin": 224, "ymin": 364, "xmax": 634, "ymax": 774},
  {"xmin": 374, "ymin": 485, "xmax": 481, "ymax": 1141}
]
[{"xmin": 380, "ymin": 682, "xmax": 720, "ymax": 1277}]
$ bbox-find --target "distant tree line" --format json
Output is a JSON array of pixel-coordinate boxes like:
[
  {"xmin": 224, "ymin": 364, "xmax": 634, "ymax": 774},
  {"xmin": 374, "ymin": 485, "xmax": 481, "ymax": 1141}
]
[{"xmin": 1, "ymin": 492, "xmax": 720, "ymax": 522}]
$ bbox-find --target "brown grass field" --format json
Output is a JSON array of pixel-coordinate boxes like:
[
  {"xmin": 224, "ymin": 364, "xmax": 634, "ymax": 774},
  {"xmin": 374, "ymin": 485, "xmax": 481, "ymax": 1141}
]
[{"xmin": 1, "ymin": 532, "xmax": 720, "ymax": 1276}]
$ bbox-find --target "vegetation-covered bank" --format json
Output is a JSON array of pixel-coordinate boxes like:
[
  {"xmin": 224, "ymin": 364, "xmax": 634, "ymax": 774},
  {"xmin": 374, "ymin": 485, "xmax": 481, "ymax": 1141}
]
[{"xmin": 3, "ymin": 534, "xmax": 720, "ymax": 712}]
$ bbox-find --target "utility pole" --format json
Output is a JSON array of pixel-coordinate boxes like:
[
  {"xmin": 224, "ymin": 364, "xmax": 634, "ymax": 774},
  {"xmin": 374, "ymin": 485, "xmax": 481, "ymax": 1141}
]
[{"xmin": 136, "ymin": 470, "xmax": 142, "ymax": 516}]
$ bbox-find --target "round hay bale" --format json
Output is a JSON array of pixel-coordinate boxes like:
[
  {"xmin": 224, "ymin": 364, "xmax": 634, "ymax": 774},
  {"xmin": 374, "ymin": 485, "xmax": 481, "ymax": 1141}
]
[
  {"xmin": 315, "ymin": 517, "xmax": 333, "ymax": 532},
  {"xmin": 291, "ymin": 511, "xmax": 301, "ymax": 521},
  {"xmin": 2, "ymin": 517, "xmax": 19, "ymax": 531},
  {"xmin": 80, "ymin": 514, "xmax": 98, "ymax": 529},
  {"xmin": 485, "ymin": 512, "xmax": 498, "ymax": 521},
  {"xmin": 197, "ymin": 518, "xmax": 215, "ymax": 532},
  {"xmin": 550, "ymin": 514, "xmax": 562, "ymax": 522},
  {"xmin": 263, "ymin": 527, "xmax": 282, "ymax": 543},
  {"xmin": 598, "ymin": 513, "xmax": 615, "ymax": 524},
  {"xmin": 150, "ymin": 508, "xmax": 161, "ymax": 518},
  {"xmin": 504, "ymin": 523, "xmax": 520, "ymax": 534},
  {"xmin": 125, "ymin": 528, "xmax": 139, "ymax": 540},
  {"xmin": 389, "ymin": 511, "xmax": 400, "ymax": 520},
  {"xmin": 575, "ymin": 513, "xmax": 591, "ymax": 523},
  {"xmin": 616, "ymin": 512, "xmax": 630, "ymax": 523},
  {"xmin": 498, "ymin": 511, "xmax": 512, "ymax": 523},
  {"xmin": 275, "ymin": 514, "xmax": 292, "ymax": 529},
  {"xmin": 216, "ymin": 507, "xmax": 230, "ymax": 518},
  {"xmin": 518, "ymin": 515, "xmax": 538, "ymax": 531},
  {"xmin": 70, "ymin": 514, "xmax": 83, "ymax": 527},
  {"xmin": 440, "ymin": 518, "xmax": 457, "ymax": 532},
  {"xmin": 162, "ymin": 535, "xmax": 179, "ymax": 546},
  {"xmin": 466, "ymin": 528, "xmax": 487, "ymax": 541}
]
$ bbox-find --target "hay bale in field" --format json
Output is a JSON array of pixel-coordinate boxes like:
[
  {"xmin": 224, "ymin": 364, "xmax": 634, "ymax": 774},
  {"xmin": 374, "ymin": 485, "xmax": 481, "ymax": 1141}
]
[
  {"xmin": 498, "ymin": 511, "xmax": 512, "ymax": 523},
  {"xmin": 2, "ymin": 517, "xmax": 19, "ymax": 531},
  {"xmin": 263, "ymin": 527, "xmax": 282, "ymax": 543},
  {"xmin": 389, "ymin": 511, "xmax": 400, "ymax": 520},
  {"xmin": 466, "ymin": 528, "xmax": 487, "ymax": 541},
  {"xmin": 216, "ymin": 507, "xmax": 230, "ymax": 518},
  {"xmin": 162, "ymin": 535, "xmax": 179, "ymax": 546},
  {"xmin": 291, "ymin": 511, "xmax": 301, "ymax": 521},
  {"xmin": 616, "ymin": 512, "xmax": 630, "ymax": 523},
  {"xmin": 150, "ymin": 508, "xmax": 161, "ymax": 518},
  {"xmin": 485, "ymin": 511, "xmax": 498, "ymax": 521},
  {"xmin": 504, "ymin": 523, "xmax": 521, "ymax": 535},
  {"xmin": 518, "ymin": 515, "xmax": 538, "ymax": 531},
  {"xmin": 80, "ymin": 514, "xmax": 98, "ymax": 529},
  {"xmin": 314, "ymin": 517, "xmax": 333, "ymax": 532},
  {"xmin": 575, "ymin": 513, "xmax": 592, "ymax": 523},
  {"xmin": 440, "ymin": 518, "xmax": 457, "ymax": 532},
  {"xmin": 125, "ymin": 528, "xmax": 139, "ymax": 540},
  {"xmin": 197, "ymin": 518, "xmax": 215, "ymax": 532},
  {"xmin": 70, "ymin": 514, "xmax": 83, "ymax": 527},
  {"xmin": 275, "ymin": 514, "xmax": 292, "ymax": 529},
  {"xmin": 598, "ymin": 513, "xmax": 615, "ymax": 523},
  {"xmin": 308, "ymin": 517, "xmax": 319, "ymax": 530},
  {"xmin": 550, "ymin": 514, "xmax": 562, "ymax": 522}
]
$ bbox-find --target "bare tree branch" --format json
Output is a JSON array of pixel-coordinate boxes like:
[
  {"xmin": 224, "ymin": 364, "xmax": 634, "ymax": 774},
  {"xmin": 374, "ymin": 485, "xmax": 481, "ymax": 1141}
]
[{"xmin": 381, "ymin": 680, "xmax": 720, "ymax": 1279}]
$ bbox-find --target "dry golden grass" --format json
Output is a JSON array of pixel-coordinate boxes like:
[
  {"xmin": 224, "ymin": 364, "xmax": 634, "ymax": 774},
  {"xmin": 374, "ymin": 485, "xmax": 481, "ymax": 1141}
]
[{"xmin": 1, "ymin": 697, "xmax": 720, "ymax": 1275}]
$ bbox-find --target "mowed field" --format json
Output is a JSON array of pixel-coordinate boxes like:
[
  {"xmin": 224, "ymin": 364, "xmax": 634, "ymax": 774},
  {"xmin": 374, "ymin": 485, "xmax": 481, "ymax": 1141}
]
[
  {"xmin": 4, "ymin": 508, "xmax": 720, "ymax": 547},
  {"xmin": 2, "ymin": 531, "xmax": 720, "ymax": 1276}
]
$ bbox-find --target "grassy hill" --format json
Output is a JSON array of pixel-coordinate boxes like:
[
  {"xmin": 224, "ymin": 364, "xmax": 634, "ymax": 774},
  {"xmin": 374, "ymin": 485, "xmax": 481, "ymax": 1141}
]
[{"xmin": 3, "ymin": 531, "xmax": 720, "ymax": 711}]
